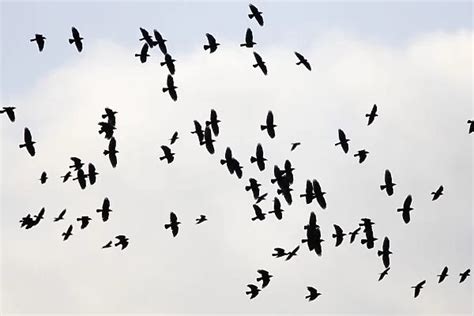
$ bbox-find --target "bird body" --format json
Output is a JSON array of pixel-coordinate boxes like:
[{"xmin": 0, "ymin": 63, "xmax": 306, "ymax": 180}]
[
  {"xmin": 268, "ymin": 197, "xmax": 284, "ymax": 220},
  {"xmin": 378, "ymin": 267, "xmax": 390, "ymax": 281},
  {"xmin": 54, "ymin": 209, "xmax": 66, "ymax": 222},
  {"xmin": 196, "ymin": 215, "xmax": 207, "ymax": 224},
  {"xmin": 459, "ymin": 269, "xmax": 470, "ymax": 283},
  {"xmin": 0, "ymin": 106, "xmax": 16, "ymax": 122},
  {"xmin": 377, "ymin": 237, "xmax": 392, "ymax": 268},
  {"xmin": 245, "ymin": 284, "xmax": 260, "ymax": 299},
  {"xmin": 104, "ymin": 137, "xmax": 118, "ymax": 168},
  {"xmin": 332, "ymin": 224, "xmax": 346, "ymax": 247},
  {"xmin": 169, "ymin": 131, "xmax": 179, "ymax": 145},
  {"xmin": 115, "ymin": 235, "xmax": 129, "ymax": 249},
  {"xmin": 256, "ymin": 269, "xmax": 272, "ymax": 288},
  {"xmin": 354, "ymin": 150, "xmax": 369, "ymax": 163},
  {"xmin": 97, "ymin": 197, "xmax": 112, "ymax": 222},
  {"xmin": 437, "ymin": 266, "xmax": 449, "ymax": 283},
  {"xmin": 240, "ymin": 28, "xmax": 256, "ymax": 48},
  {"xmin": 62, "ymin": 225, "xmax": 73, "ymax": 241},
  {"xmin": 251, "ymin": 204, "xmax": 266, "ymax": 221},
  {"xmin": 431, "ymin": 185, "xmax": 444, "ymax": 201}
]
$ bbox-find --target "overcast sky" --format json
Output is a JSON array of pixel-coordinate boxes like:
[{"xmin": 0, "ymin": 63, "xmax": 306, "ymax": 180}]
[{"xmin": 1, "ymin": 1, "xmax": 472, "ymax": 315}]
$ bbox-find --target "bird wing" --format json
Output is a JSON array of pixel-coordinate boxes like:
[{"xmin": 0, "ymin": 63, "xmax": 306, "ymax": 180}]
[
  {"xmin": 206, "ymin": 33, "xmax": 216, "ymax": 45},
  {"xmin": 72, "ymin": 27, "xmax": 79, "ymax": 38},
  {"xmin": 103, "ymin": 198, "xmax": 110, "ymax": 210},
  {"xmin": 6, "ymin": 108, "xmax": 15, "ymax": 121},
  {"xmin": 141, "ymin": 43, "xmax": 149, "ymax": 55},
  {"xmin": 274, "ymin": 197, "xmax": 281, "ymax": 210},
  {"xmin": 266, "ymin": 111, "xmax": 274, "ymax": 126},
  {"xmin": 167, "ymin": 74, "xmax": 174, "ymax": 87},
  {"xmin": 256, "ymin": 143, "xmax": 264, "ymax": 158},
  {"xmin": 402, "ymin": 210, "xmax": 410, "ymax": 224},
  {"xmin": 385, "ymin": 170, "xmax": 392, "ymax": 184},
  {"xmin": 294, "ymin": 51, "xmax": 304, "ymax": 61},
  {"xmin": 404, "ymin": 195, "xmax": 412, "ymax": 209},
  {"xmin": 338, "ymin": 129, "xmax": 346, "ymax": 142},
  {"xmin": 161, "ymin": 145, "xmax": 171, "ymax": 156},
  {"xmin": 253, "ymin": 204, "xmax": 263, "ymax": 216},
  {"xmin": 24, "ymin": 128, "xmax": 32, "ymax": 143},
  {"xmin": 170, "ymin": 212, "xmax": 177, "ymax": 223},
  {"xmin": 245, "ymin": 28, "xmax": 253, "ymax": 43}
]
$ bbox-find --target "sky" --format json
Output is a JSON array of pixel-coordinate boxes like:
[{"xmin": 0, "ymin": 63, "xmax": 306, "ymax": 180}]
[{"xmin": 0, "ymin": 1, "xmax": 473, "ymax": 315}]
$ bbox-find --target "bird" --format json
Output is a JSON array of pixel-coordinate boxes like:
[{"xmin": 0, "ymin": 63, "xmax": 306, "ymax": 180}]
[
  {"xmin": 268, "ymin": 197, "xmax": 284, "ymax": 220},
  {"xmin": 240, "ymin": 28, "xmax": 256, "ymax": 48},
  {"xmin": 20, "ymin": 214, "xmax": 35, "ymax": 229},
  {"xmin": 468, "ymin": 120, "xmax": 474, "ymax": 134},
  {"xmin": 431, "ymin": 185, "xmax": 444, "ymax": 201},
  {"xmin": 397, "ymin": 195, "xmax": 414, "ymax": 224},
  {"xmin": 191, "ymin": 120, "xmax": 205, "ymax": 145},
  {"xmin": 272, "ymin": 248, "xmax": 287, "ymax": 258},
  {"xmin": 153, "ymin": 29, "xmax": 168, "ymax": 54},
  {"xmin": 54, "ymin": 209, "xmax": 66, "ymax": 222},
  {"xmin": 245, "ymin": 284, "xmax": 260, "ymax": 299},
  {"xmin": 69, "ymin": 157, "xmax": 84, "ymax": 171},
  {"xmin": 221, "ymin": 147, "xmax": 236, "ymax": 174},
  {"xmin": 102, "ymin": 241, "xmax": 112, "ymax": 249},
  {"xmin": 261, "ymin": 111, "xmax": 276, "ymax": 138},
  {"xmin": 335, "ymin": 129, "xmax": 350, "ymax": 153},
  {"xmin": 245, "ymin": 178, "xmax": 261, "ymax": 199},
  {"xmin": 162, "ymin": 74, "xmax": 178, "ymax": 101},
  {"xmin": 115, "ymin": 235, "xmax": 129, "ymax": 250},
  {"xmin": 73, "ymin": 169, "xmax": 88, "ymax": 190},
  {"xmin": 380, "ymin": 169, "xmax": 396, "ymax": 196},
  {"xmin": 164, "ymin": 212, "xmax": 181, "ymax": 237},
  {"xmin": 332, "ymin": 224, "xmax": 346, "ymax": 247},
  {"xmin": 69, "ymin": 27, "xmax": 83, "ymax": 52},
  {"xmin": 459, "ymin": 269, "xmax": 470, "ymax": 283},
  {"xmin": 377, "ymin": 237, "xmax": 392, "ymax": 268},
  {"xmin": 255, "ymin": 193, "xmax": 268, "ymax": 204},
  {"xmin": 204, "ymin": 33, "xmax": 220, "ymax": 53},
  {"xmin": 76, "ymin": 216, "xmax": 92, "ymax": 229},
  {"xmin": 135, "ymin": 43, "xmax": 150, "ymax": 63},
  {"xmin": 437, "ymin": 266, "xmax": 449, "ymax": 283},
  {"xmin": 98, "ymin": 121, "xmax": 116, "ymax": 139},
  {"xmin": 139, "ymin": 27, "xmax": 155, "ymax": 48},
  {"xmin": 349, "ymin": 227, "xmax": 361, "ymax": 243},
  {"xmin": 300, "ymin": 180, "xmax": 315, "ymax": 204},
  {"xmin": 205, "ymin": 109, "xmax": 221, "ymax": 136},
  {"xmin": 62, "ymin": 225, "xmax": 73, "ymax": 241},
  {"xmin": 39, "ymin": 171, "xmax": 48, "ymax": 184},
  {"xmin": 251, "ymin": 204, "xmax": 266, "ymax": 221},
  {"xmin": 283, "ymin": 160, "xmax": 295, "ymax": 184},
  {"xmin": 312, "ymin": 179, "xmax": 327, "ymax": 209},
  {"xmin": 160, "ymin": 53, "xmax": 176, "ymax": 75},
  {"xmin": 88, "ymin": 163, "xmax": 98, "ymax": 185},
  {"xmin": 195, "ymin": 215, "xmax": 207, "ymax": 224},
  {"xmin": 294, "ymin": 52, "xmax": 311, "ymax": 71},
  {"xmin": 256, "ymin": 270, "xmax": 272, "ymax": 288},
  {"xmin": 412, "ymin": 280, "xmax": 426, "ymax": 298},
  {"xmin": 354, "ymin": 150, "xmax": 369, "ymax": 163},
  {"xmin": 290, "ymin": 142, "xmax": 301, "ymax": 151},
  {"xmin": 19, "ymin": 127, "xmax": 36, "ymax": 157},
  {"xmin": 96, "ymin": 197, "xmax": 112, "ymax": 222},
  {"xmin": 32, "ymin": 208, "xmax": 45, "ymax": 226},
  {"xmin": 0, "ymin": 106, "xmax": 16, "ymax": 122},
  {"xmin": 366, "ymin": 104, "xmax": 378, "ymax": 125},
  {"xmin": 286, "ymin": 245, "xmax": 300, "ymax": 261},
  {"xmin": 252, "ymin": 52, "xmax": 267, "ymax": 75},
  {"xmin": 378, "ymin": 267, "xmax": 390, "ymax": 281},
  {"xmin": 203, "ymin": 126, "xmax": 215, "ymax": 154},
  {"xmin": 169, "ymin": 131, "xmax": 179, "ymax": 145},
  {"xmin": 30, "ymin": 34, "xmax": 46, "ymax": 51},
  {"xmin": 305, "ymin": 287, "xmax": 322, "ymax": 302},
  {"xmin": 61, "ymin": 171, "xmax": 72, "ymax": 183},
  {"xmin": 250, "ymin": 143, "xmax": 267, "ymax": 171},
  {"xmin": 248, "ymin": 4, "xmax": 264, "ymax": 26},
  {"xmin": 159, "ymin": 145, "xmax": 175, "ymax": 163},
  {"xmin": 102, "ymin": 108, "xmax": 117, "ymax": 126},
  {"xmin": 104, "ymin": 137, "xmax": 118, "ymax": 168}
]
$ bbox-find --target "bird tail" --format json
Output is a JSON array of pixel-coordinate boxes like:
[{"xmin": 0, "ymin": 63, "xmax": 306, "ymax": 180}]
[
  {"xmin": 103, "ymin": 150, "xmax": 109, "ymax": 155},
  {"xmin": 365, "ymin": 114, "xmax": 370, "ymax": 117},
  {"xmin": 134, "ymin": 54, "xmax": 140, "ymax": 57},
  {"xmin": 270, "ymin": 178, "xmax": 277, "ymax": 184},
  {"xmin": 220, "ymin": 159, "xmax": 226, "ymax": 165},
  {"xmin": 248, "ymin": 13, "xmax": 254, "ymax": 18},
  {"xmin": 335, "ymin": 142, "xmax": 341, "ymax": 146},
  {"xmin": 162, "ymin": 87, "xmax": 169, "ymax": 93},
  {"xmin": 203, "ymin": 45, "xmax": 210, "ymax": 50},
  {"xmin": 19, "ymin": 144, "xmax": 26, "ymax": 148},
  {"xmin": 361, "ymin": 239, "xmax": 367, "ymax": 244},
  {"xmin": 380, "ymin": 185, "xmax": 386, "ymax": 190},
  {"xmin": 30, "ymin": 38, "xmax": 36, "ymax": 42},
  {"xmin": 160, "ymin": 61, "xmax": 166, "ymax": 66},
  {"xmin": 250, "ymin": 156, "xmax": 257, "ymax": 163},
  {"xmin": 164, "ymin": 224, "xmax": 171, "ymax": 229},
  {"xmin": 244, "ymin": 185, "xmax": 251, "ymax": 191},
  {"xmin": 377, "ymin": 250, "xmax": 383, "ymax": 257},
  {"xmin": 252, "ymin": 64, "xmax": 258, "ymax": 68},
  {"xmin": 159, "ymin": 156, "xmax": 165, "ymax": 161},
  {"xmin": 296, "ymin": 61, "xmax": 302, "ymax": 65},
  {"xmin": 260, "ymin": 125, "xmax": 267, "ymax": 130},
  {"xmin": 239, "ymin": 43, "xmax": 246, "ymax": 47},
  {"xmin": 68, "ymin": 39, "xmax": 75, "ymax": 44}
]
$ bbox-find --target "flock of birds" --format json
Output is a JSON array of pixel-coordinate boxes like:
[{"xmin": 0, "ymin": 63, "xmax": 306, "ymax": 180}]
[{"xmin": 3, "ymin": 2, "xmax": 473, "ymax": 305}]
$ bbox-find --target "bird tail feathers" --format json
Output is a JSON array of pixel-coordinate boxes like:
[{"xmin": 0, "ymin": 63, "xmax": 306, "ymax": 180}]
[
  {"xmin": 164, "ymin": 224, "xmax": 171, "ymax": 229},
  {"xmin": 380, "ymin": 185, "xmax": 386, "ymax": 190},
  {"xmin": 162, "ymin": 87, "xmax": 169, "ymax": 92},
  {"xmin": 260, "ymin": 125, "xmax": 267, "ymax": 130},
  {"xmin": 19, "ymin": 144, "xmax": 26, "ymax": 148},
  {"xmin": 250, "ymin": 156, "xmax": 257, "ymax": 163},
  {"xmin": 68, "ymin": 39, "xmax": 74, "ymax": 44},
  {"xmin": 203, "ymin": 45, "xmax": 209, "ymax": 50},
  {"xmin": 103, "ymin": 150, "xmax": 109, "ymax": 155}
]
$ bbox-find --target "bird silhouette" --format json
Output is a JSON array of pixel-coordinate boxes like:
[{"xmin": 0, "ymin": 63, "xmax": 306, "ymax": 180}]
[
  {"xmin": 256, "ymin": 269, "xmax": 272, "ymax": 288},
  {"xmin": 88, "ymin": 163, "xmax": 98, "ymax": 185},
  {"xmin": 245, "ymin": 178, "xmax": 261, "ymax": 199},
  {"xmin": 286, "ymin": 245, "xmax": 300, "ymax": 261},
  {"xmin": 205, "ymin": 109, "xmax": 221, "ymax": 136},
  {"xmin": 102, "ymin": 108, "xmax": 117, "ymax": 126},
  {"xmin": 290, "ymin": 142, "xmax": 301, "ymax": 151},
  {"xmin": 135, "ymin": 43, "xmax": 150, "ymax": 63},
  {"xmin": 305, "ymin": 286, "xmax": 322, "ymax": 301},
  {"xmin": 139, "ymin": 27, "xmax": 155, "ymax": 48},
  {"xmin": 221, "ymin": 147, "xmax": 236, "ymax": 174},
  {"xmin": 204, "ymin": 33, "xmax": 220, "ymax": 53},
  {"xmin": 160, "ymin": 145, "xmax": 175, "ymax": 163},
  {"xmin": 97, "ymin": 197, "xmax": 112, "ymax": 222},
  {"xmin": 360, "ymin": 218, "xmax": 377, "ymax": 249},
  {"xmin": 378, "ymin": 267, "xmax": 390, "ymax": 281},
  {"xmin": 203, "ymin": 126, "xmax": 215, "ymax": 154},
  {"xmin": 377, "ymin": 237, "xmax": 392, "ymax": 268},
  {"xmin": 102, "ymin": 240, "xmax": 112, "ymax": 249},
  {"xmin": 437, "ymin": 266, "xmax": 449, "ymax": 283},
  {"xmin": 366, "ymin": 104, "xmax": 378, "ymax": 125},
  {"xmin": 245, "ymin": 284, "xmax": 260, "ymax": 299},
  {"xmin": 164, "ymin": 212, "xmax": 181, "ymax": 237},
  {"xmin": 62, "ymin": 225, "xmax": 73, "ymax": 241},
  {"xmin": 153, "ymin": 30, "xmax": 168, "ymax": 54},
  {"xmin": 255, "ymin": 193, "xmax": 268, "ymax": 204},
  {"xmin": 98, "ymin": 121, "xmax": 116, "ymax": 139},
  {"xmin": 312, "ymin": 179, "xmax": 327, "ymax": 209},
  {"xmin": 69, "ymin": 27, "xmax": 83, "ymax": 52},
  {"xmin": 431, "ymin": 185, "xmax": 444, "ymax": 201},
  {"xmin": 468, "ymin": 120, "xmax": 474, "ymax": 134},
  {"xmin": 261, "ymin": 111, "xmax": 276, "ymax": 138},
  {"xmin": 335, "ymin": 129, "xmax": 350, "ymax": 153},
  {"xmin": 332, "ymin": 224, "xmax": 346, "ymax": 247},
  {"xmin": 250, "ymin": 143, "xmax": 267, "ymax": 171},
  {"xmin": 459, "ymin": 269, "xmax": 470, "ymax": 283},
  {"xmin": 272, "ymin": 248, "xmax": 287, "ymax": 258},
  {"xmin": 248, "ymin": 4, "xmax": 264, "ymax": 26},
  {"xmin": 191, "ymin": 120, "xmax": 205, "ymax": 145},
  {"xmin": 104, "ymin": 137, "xmax": 118, "ymax": 168},
  {"xmin": 76, "ymin": 216, "xmax": 92, "ymax": 229},
  {"xmin": 160, "ymin": 53, "xmax": 176, "ymax": 75},
  {"xmin": 349, "ymin": 227, "xmax": 361, "ymax": 243},
  {"xmin": 54, "ymin": 209, "xmax": 66, "ymax": 222},
  {"xmin": 39, "ymin": 171, "xmax": 48, "ymax": 184},
  {"xmin": 300, "ymin": 180, "xmax": 315, "ymax": 204},
  {"xmin": 169, "ymin": 131, "xmax": 179, "ymax": 145},
  {"xmin": 162, "ymin": 74, "xmax": 177, "ymax": 101},
  {"xmin": 69, "ymin": 157, "xmax": 84, "ymax": 171},
  {"xmin": 20, "ymin": 214, "xmax": 35, "ymax": 229},
  {"xmin": 61, "ymin": 171, "xmax": 72, "ymax": 183},
  {"xmin": 195, "ymin": 215, "xmax": 207, "ymax": 224},
  {"xmin": 283, "ymin": 160, "xmax": 295, "ymax": 184},
  {"xmin": 19, "ymin": 127, "xmax": 36, "ymax": 157},
  {"xmin": 0, "ymin": 106, "xmax": 16, "ymax": 122},
  {"xmin": 73, "ymin": 169, "xmax": 88, "ymax": 190},
  {"xmin": 229, "ymin": 158, "xmax": 243, "ymax": 179},
  {"xmin": 32, "ymin": 208, "xmax": 45, "ymax": 226},
  {"xmin": 294, "ymin": 52, "xmax": 311, "ymax": 71},
  {"xmin": 412, "ymin": 280, "xmax": 426, "ymax": 298},
  {"xmin": 252, "ymin": 52, "xmax": 267, "ymax": 75},
  {"xmin": 30, "ymin": 34, "xmax": 46, "ymax": 51},
  {"xmin": 251, "ymin": 204, "xmax": 266, "ymax": 221},
  {"xmin": 268, "ymin": 197, "xmax": 284, "ymax": 220},
  {"xmin": 354, "ymin": 150, "xmax": 369, "ymax": 163},
  {"xmin": 397, "ymin": 195, "xmax": 413, "ymax": 224},
  {"xmin": 380, "ymin": 169, "xmax": 396, "ymax": 196},
  {"xmin": 115, "ymin": 235, "xmax": 129, "ymax": 250},
  {"xmin": 240, "ymin": 28, "xmax": 256, "ymax": 48}
]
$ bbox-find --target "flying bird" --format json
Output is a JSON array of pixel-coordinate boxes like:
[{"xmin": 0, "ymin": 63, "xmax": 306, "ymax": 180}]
[
  {"xmin": 160, "ymin": 53, "xmax": 176, "ymax": 75},
  {"xmin": 69, "ymin": 27, "xmax": 83, "ymax": 52},
  {"xmin": 240, "ymin": 28, "xmax": 256, "ymax": 48},
  {"xmin": 250, "ymin": 143, "xmax": 267, "ymax": 171},
  {"xmin": 62, "ymin": 225, "xmax": 73, "ymax": 241},
  {"xmin": 164, "ymin": 212, "xmax": 181, "ymax": 237},
  {"xmin": 256, "ymin": 269, "xmax": 272, "ymax": 288},
  {"xmin": 54, "ymin": 209, "xmax": 66, "ymax": 222},
  {"xmin": 300, "ymin": 180, "xmax": 315, "ymax": 204},
  {"xmin": 0, "ymin": 106, "xmax": 16, "ymax": 122},
  {"xmin": 204, "ymin": 33, "xmax": 220, "ymax": 53},
  {"xmin": 305, "ymin": 287, "xmax": 322, "ymax": 302},
  {"xmin": 221, "ymin": 147, "xmax": 236, "ymax": 174},
  {"xmin": 349, "ymin": 227, "xmax": 361, "ymax": 243},
  {"xmin": 272, "ymin": 248, "xmax": 287, "ymax": 258},
  {"xmin": 160, "ymin": 145, "xmax": 175, "ymax": 164},
  {"xmin": 377, "ymin": 237, "xmax": 392, "ymax": 268},
  {"xmin": 115, "ymin": 235, "xmax": 129, "ymax": 250},
  {"xmin": 205, "ymin": 109, "xmax": 221, "ymax": 136},
  {"xmin": 245, "ymin": 284, "xmax": 260, "ymax": 299},
  {"xmin": 459, "ymin": 269, "xmax": 470, "ymax": 283},
  {"xmin": 135, "ymin": 43, "xmax": 150, "ymax": 63},
  {"xmin": 153, "ymin": 29, "xmax": 168, "ymax": 54},
  {"xmin": 332, "ymin": 224, "xmax": 346, "ymax": 247},
  {"xmin": 248, "ymin": 4, "xmax": 264, "ymax": 26},
  {"xmin": 98, "ymin": 121, "xmax": 116, "ymax": 139},
  {"xmin": 252, "ymin": 52, "xmax": 267, "ymax": 75},
  {"xmin": 260, "ymin": 111, "xmax": 276, "ymax": 138},
  {"xmin": 286, "ymin": 245, "xmax": 300, "ymax": 261},
  {"xmin": 102, "ymin": 241, "xmax": 112, "ymax": 249},
  {"xmin": 245, "ymin": 178, "xmax": 261, "ymax": 199},
  {"xmin": 73, "ymin": 169, "xmax": 88, "ymax": 190},
  {"xmin": 294, "ymin": 52, "xmax": 311, "ymax": 71},
  {"xmin": 191, "ymin": 120, "xmax": 205, "ymax": 145},
  {"xmin": 397, "ymin": 195, "xmax": 414, "ymax": 224},
  {"xmin": 30, "ymin": 34, "xmax": 46, "ymax": 51},
  {"xmin": 335, "ymin": 129, "xmax": 350, "ymax": 153},
  {"xmin": 431, "ymin": 185, "xmax": 444, "ymax": 201},
  {"xmin": 61, "ymin": 171, "xmax": 72, "ymax": 183},
  {"xmin": 366, "ymin": 104, "xmax": 378, "ymax": 125},
  {"xmin": 203, "ymin": 126, "xmax": 215, "ymax": 154},
  {"xmin": 162, "ymin": 74, "xmax": 178, "ymax": 101},
  {"xmin": 354, "ymin": 150, "xmax": 369, "ymax": 163},
  {"xmin": 104, "ymin": 137, "xmax": 118, "ymax": 168},
  {"xmin": 380, "ymin": 169, "xmax": 396, "ymax": 196},
  {"xmin": 268, "ymin": 197, "xmax": 284, "ymax": 220},
  {"xmin": 195, "ymin": 215, "xmax": 207, "ymax": 224},
  {"xmin": 169, "ymin": 131, "xmax": 179, "ymax": 145},
  {"xmin": 102, "ymin": 108, "xmax": 117, "ymax": 126},
  {"xmin": 97, "ymin": 197, "xmax": 112, "ymax": 222},
  {"xmin": 88, "ymin": 163, "xmax": 98, "ymax": 185},
  {"xmin": 468, "ymin": 120, "xmax": 474, "ymax": 134},
  {"xmin": 39, "ymin": 172, "xmax": 48, "ymax": 184},
  {"xmin": 255, "ymin": 193, "xmax": 268, "ymax": 204},
  {"xmin": 283, "ymin": 160, "xmax": 295, "ymax": 184},
  {"xmin": 412, "ymin": 280, "xmax": 426, "ymax": 298},
  {"xmin": 251, "ymin": 204, "xmax": 266, "ymax": 221},
  {"xmin": 139, "ymin": 27, "xmax": 155, "ymax": 48},
  {"xmin": 290, "ymin": 142, "xmax": 301, "ymax": 151},
  {"xmin": 312, "ymin": 179, "xmax": 327, "ymax": 209},
  {"xmin": 76, "ymin": 216, "xmax": 92, "ymax": 229},
  {"xmin": 378, "ymin": 267, "xmax": 390, "ymax": 281},
  {"xmin": 19, "ymin": 127, "xmax": 36, "ymax": 157},
  {"xmin": 69, "ymin": 157, "xmax": 84, "ymax": 171},
  {"xmin": 437, "ymin": 266, "xmax": 449, "ymax": 283}
]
